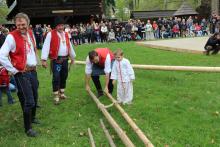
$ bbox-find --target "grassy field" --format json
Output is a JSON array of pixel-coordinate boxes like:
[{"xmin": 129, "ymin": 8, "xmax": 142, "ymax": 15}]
[{"xmin": 1, "ymin": 41, "xmax": 220, "ymax": 146}]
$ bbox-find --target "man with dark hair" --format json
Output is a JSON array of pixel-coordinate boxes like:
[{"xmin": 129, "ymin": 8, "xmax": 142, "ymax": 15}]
[
  {"xmin": 0, "ymin": 12, "xmax": 39, "ymax": 137},
  {"xmin": 85, "ymin": 48, "xmax": 114, "ymax": 97},
  {"xmin": 41, "ymin": 16, "xmax": 76, "ymax": 105},
  {"xmin": 204, "ymin": 33, "xmax": 220, "ymax": 55}
]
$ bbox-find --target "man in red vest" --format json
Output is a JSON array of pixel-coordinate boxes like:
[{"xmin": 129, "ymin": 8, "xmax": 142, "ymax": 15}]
[
  {"xmin": 85, "ymin": 48, "xmax": 114, "ymax": 97},
  {"xmin": 41, "ymin": 16, "xmax": 76, "ymax": 105},
  {"xmin": 0, "ymin": 13, "xmax": 39, "ymax": 137}
]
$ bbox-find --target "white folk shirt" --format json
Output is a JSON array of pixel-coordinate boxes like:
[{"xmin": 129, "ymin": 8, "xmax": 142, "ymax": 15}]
[
  {"xmin": 41, "ymin": 31, "xmax": 76, "ymax": 60},
  {"xmin": 0, "ymin": 33, "xmax": 37, "ymax": 75},
  {"xmin": 85, "ymin": 53, "xmax": 111, "ymax": 75},
  {"xmin": 111, "ymin": 58, "xmax": 135, "ymax": 103},
  {"xmin": 110, "ymin": 58, "xmax": 135, "ymax": 82}
]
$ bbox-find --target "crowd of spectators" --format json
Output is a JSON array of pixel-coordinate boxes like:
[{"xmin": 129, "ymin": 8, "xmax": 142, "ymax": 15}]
[{"xmin": 1, "ymin": 14, "xmax": 220, "ymax": 48}]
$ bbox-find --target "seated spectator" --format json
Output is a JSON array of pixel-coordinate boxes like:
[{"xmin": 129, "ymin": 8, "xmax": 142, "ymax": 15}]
[
  {"xmin": 172, "ymin": 24, "xmax": 180, "ymax": 38},
  {"xmin": 189, "ymin": 24, "xmax": 195, "ymax": 37},
  {"xmin": 115, "ymin": 28, "xmax": 122, "ymax": 42},
  {"xmin": 195, "ymin": 23, "xmax": 203, "ymax": 37},
  {"xmin": 121, "ymin": 27, "xmax": 128, "ymax": 41},
  {"xmin": 108, "ymin": 29, "xmax": 116, "ymax": 42},
  {"xmin": 131, "ymin": 32, "xmax": 141, "ymax": 41}
]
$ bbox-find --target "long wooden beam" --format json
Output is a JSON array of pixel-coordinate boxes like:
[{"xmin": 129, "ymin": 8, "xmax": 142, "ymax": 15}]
[
  {"xmin": 105, "ymin": 92, "xmax": 154, "ymax": 147},
  {"xmin": 75, "ymin": 61, "xmax": 220, "ymax": 72},
  {"xmin": 100, "ymin": 119, "xmax": 116, "ymax": 147},
  {"xmin": 87, "ymin": 90, "xmax": 135, "ymax": 147},
  {"xmin": 88, "ymin": 128, "xmax": 96, "ymax": 147}
]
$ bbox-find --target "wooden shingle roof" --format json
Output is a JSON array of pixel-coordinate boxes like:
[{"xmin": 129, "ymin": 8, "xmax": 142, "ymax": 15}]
[
  {"xmin": 173, "ymin": 1, "xmax": 198, "ymax": 16},
  {"xmin": 131, "ymin": 10, "xmax": 176, "ymax": 19}
]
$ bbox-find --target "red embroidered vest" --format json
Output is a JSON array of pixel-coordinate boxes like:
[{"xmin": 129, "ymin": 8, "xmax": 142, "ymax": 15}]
[
  {"xmin": 49, "ymin": 30, "xmax": 71, "ymax": 59},
  {"xmin": 9, "ymin": 29, "xmax": 36, "ymax": 71},
  {"xmin": 95, "ymin": 48, "xmax": 114, "ymax": 67}
]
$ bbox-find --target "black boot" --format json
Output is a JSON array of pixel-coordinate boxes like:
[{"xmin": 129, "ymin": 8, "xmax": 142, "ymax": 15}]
[
  {"xmin": 26, "ymin": 129, "xmax": 38, "ymax": 137},
  {"xmin": 97, "ymin": 90, "xmax": 104, "ymax": 98}
]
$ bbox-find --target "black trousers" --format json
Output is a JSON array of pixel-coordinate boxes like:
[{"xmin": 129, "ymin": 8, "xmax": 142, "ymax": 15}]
[
  {"xmin": 52, "ymin": 59, "xmax": 68, "ymax": 92},
  {"xmin": 14, "ymin": 71, "xmax": 39, "ymax": 132},
  {"xmin": 205, "ymin": 45, "xmax": 220, "ymax": 55},
  {"xmin": 91, "ymin": 75, "xmax": 113, "ymax": 94},
  {"xmin": 91, "ymin": 64, "xmax": 114, "ymax": 94}
]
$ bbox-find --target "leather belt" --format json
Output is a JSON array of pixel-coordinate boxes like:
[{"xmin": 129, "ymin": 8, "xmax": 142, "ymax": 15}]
[{"xmin": 24, "ymin": 66, "xmax": 36, "ymax": 72}]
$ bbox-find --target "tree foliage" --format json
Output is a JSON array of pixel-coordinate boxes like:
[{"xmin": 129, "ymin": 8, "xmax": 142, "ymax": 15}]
[
  {"xmin": 106, "ymin": 0, "xmax": 115, "ymax": 7},
  {"xmin": 0, "ymin": 0, "xmax": 9, "ymax": 24}
]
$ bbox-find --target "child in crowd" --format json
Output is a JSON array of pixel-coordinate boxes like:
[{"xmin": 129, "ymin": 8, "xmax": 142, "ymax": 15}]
[
  {"xmin": 111, "ymin": 49, "xmax": 135, "ymax": 105},
  {"xmin": 0, "ymin": 66, "xmax": 15, "ymax": 106}
]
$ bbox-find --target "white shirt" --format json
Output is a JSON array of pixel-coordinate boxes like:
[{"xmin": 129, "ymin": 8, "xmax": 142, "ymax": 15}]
[
  {"xmin": 111, "ymin": 58, "xmax": 135, "ymax": 82},
  {"xmin": 108, "ymin": 32, "xmax": 115, "ymax": 40},
  {"xmin": 0, "ymin": 33, "xmax": 37, "ymax": 74},
  {"xmin": 41, "ymin": 31, "xmax": 76, "ymax": 60},
  {"xmin": 85, "ymin": 53, "xmax": 111, "ymax": 75},
  {"xmin": 101, "ymin": 26, "xmax": 108, "ymax": 33}
]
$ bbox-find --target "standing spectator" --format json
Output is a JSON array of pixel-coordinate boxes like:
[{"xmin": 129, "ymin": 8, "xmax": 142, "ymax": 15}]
[
  {"xmin": 145, "ymin": 20, "xmax": 154, "ymax": 40},
  {"xmin": 34, "ymin": 24, "xmax": 43, "ymax": 49},
  {"xmin": 94, "ymin": 23, "xmax": 101, "ymax": 43},
  {"xmin": 141, "ymin": 21, "xmax": 146, "ymax": 40},
  {"xmin": 125, "ymin": 20, "xmax": 132, "ymax": 38},
  {"xmin": 79, "ymin": 23, "xmax": 86, "ymax": 44},
  {"xmin": 201, "ymin": 18, "xmax": 208, "ymax": 36},
  {"xmin": 72, "ymin": 25, "xmax": 80, "ymax": 45},
  {"xmin": 152, "ymin": 21, "xmax": 159, "ymax": 39},
  {"xmin": 157, "ymin": 17, "xmax": 163, "ymax": 38},
  {"xmin": 180, "ymin": 19, "xmax": 187, "ymax": 37},
  {"xmin": 86, "ymin": 23, "xmax": 94, "ymax": 43},
  {"xmin": 137, "ymin": 20, "xmax": 143, "ymax": 39}
]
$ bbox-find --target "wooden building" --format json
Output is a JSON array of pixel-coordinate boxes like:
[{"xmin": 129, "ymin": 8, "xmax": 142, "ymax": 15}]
[{"xmin": 6, "ymin": 0, "xmax": 103, "ymax": 25}]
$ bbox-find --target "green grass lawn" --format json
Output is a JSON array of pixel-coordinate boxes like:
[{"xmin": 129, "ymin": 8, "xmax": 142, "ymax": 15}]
[{"xmin": 1, "ymin": 42, "xmax": 220, "ymax": 146}]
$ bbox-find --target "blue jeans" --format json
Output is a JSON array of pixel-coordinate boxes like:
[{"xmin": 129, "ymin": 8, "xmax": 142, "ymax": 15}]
[{"xmin": 0, "ymin": 87, "xmax": 14, "ymax": 106}]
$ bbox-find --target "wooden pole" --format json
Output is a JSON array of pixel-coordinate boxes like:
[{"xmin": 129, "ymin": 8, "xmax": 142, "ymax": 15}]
[
  {"xmin": 100, "ymin": 119, "xmax": 117, "ymax": 147},
  {"xmin": 105, "ymin": 92, "xmax": 154, "ymax": 147},
  {"xmin": 88, "ymin": 128, "xmax": 96, "ymax": 147},
  {"xmin": 75, "ymin": 60, "xmax": 220, "ymax": 72},
  {"xmin": 87, "ymin": 90, "xmax": 135, "ymax": 147},
  {"xmin": 132, "ymin": 64, "xmax": 220, "ymax": 72}
]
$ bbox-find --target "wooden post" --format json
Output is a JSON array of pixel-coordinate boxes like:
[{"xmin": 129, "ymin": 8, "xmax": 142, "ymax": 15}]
[
  {"xmin": 100, "ymin": 119, "xmax": 116, "ymax": 147},
  {"xmin": 105, "ymin": 92, "xmax": 154, "ymax": 147},
  {"xmin": 212, "ymin": 0, "xmax": 219, "ymax": 15},
  {"xmin": 88, "ymin": 128, "xmax": 96, "ymax": 147},
  {"xmin": 75, "ymin": 60, "xmax": 220, "ymax": 72},
  {"xmin": 87, "ymin": 90, "xmax": 135, "ymax": 147}
]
